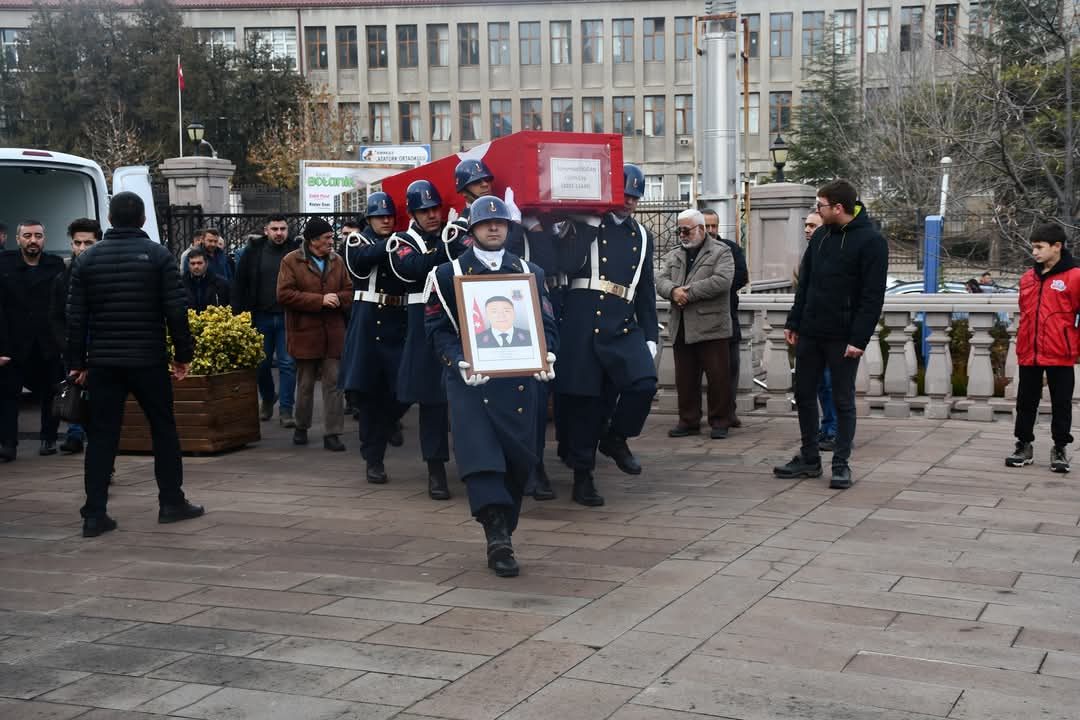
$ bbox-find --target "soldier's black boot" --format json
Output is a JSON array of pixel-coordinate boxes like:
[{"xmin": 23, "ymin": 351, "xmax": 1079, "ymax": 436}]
[
  {"xmin": 532, "ymin": 463, "xmax": 556, "ymax": 501},
  {"xmin": 572, "ymin": 469, "xmax": 605, "ymax": 507},
  {"xmin": 479, "ymin": 506, "xmax": 519, "ymax": 577},
  {"xmin": 598, "ymin": 430, "xmax": 642, "ymax": 475},
  {"xmin": 428, "ymin": 461, "xmax": 450, "ymax": 500}
]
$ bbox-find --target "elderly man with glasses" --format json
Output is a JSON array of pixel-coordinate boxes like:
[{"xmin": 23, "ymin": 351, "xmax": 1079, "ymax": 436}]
[{"xmin": 656, "ymin": 208, "xmax": 736, "ymax": 439}]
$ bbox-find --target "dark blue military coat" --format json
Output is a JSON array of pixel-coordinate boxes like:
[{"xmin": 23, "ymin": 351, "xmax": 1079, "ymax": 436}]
[
  {"xmin": 390, "ymin": 222, "xmax": 460, "ymax": 404},
  {"xmin": 554, "ymin": 213, "xmax": 659, "ymax": 397},
  {"xmin": 425, "ymin": 248, "xmax": 558, "ymax": 479},
  {"xmin": 339, "ymin": 226, "xmax": 409, "ymax": 395}
]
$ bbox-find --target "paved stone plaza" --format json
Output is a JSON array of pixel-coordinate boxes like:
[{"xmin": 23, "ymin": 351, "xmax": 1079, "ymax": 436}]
[{"xmin": 2, "ymin": 407, "xmax": 1080, "ymax": 719}]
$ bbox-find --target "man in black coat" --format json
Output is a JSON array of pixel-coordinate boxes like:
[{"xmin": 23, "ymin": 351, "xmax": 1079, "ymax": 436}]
[
  {"xmin": 182, "ymin": 247, "xmax": 230, "ymax": 312},
  {"xmin": 0, "ymin": 220, "xmax": 66, "ymax": 460},
  {"xmin": 67, "ymin": 192, "xmax": 205, "ymax": 537}
]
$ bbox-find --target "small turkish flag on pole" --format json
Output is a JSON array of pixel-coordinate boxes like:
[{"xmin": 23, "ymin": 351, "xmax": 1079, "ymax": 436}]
[
  {"xmin": 177, "ymin": 56, "xmax": 185, "ymax": 91},
  {"xmin": 471, "ymin": 298, "xmax": 485, "ymax": 334}
]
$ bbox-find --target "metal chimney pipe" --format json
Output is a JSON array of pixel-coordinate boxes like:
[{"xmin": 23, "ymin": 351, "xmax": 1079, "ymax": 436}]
[{"xmin": 699, "ymin": 10, "xmax": 739, "ymax": 240}]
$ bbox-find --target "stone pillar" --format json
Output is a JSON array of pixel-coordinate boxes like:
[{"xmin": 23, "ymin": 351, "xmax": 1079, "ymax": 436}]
[
  {"xmin": 923, "ymin": 311, "xmax": 953, "ymax": 419},
  {"xmin": 159, "ymin": 156, "xmax": 237, "ymax": 213},
  {"xmin": 736, "ymin": 308, "xmax": 756, "ymax": 414},
  {"xmin": 747, "ymin": 183, "xmax": 817, "ymax": 284},
  {"xmin": 966, "ymin": 311, "xmax": 996, "ymax": 421},
  {"xmin": 1004, "ymin": 312, "xmax": 1019, "ymax": 401},
  {"xmin": 882, "ymin": 311, "xmax": 912, "ymax": 418},
  {"xmin": 764, "ymin": 309, "xmax": 793, "ymax": 413}
]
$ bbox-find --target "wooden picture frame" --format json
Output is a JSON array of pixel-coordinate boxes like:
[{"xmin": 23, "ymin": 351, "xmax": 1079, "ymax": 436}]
[{"xmin": 453, "ymin": 273, "xmax": 550, "ymax": 378}]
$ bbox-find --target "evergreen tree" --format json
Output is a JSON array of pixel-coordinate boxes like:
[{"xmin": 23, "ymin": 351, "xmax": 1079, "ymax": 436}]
[{"xmin": 786, "ymin": 15, "xmax": 861, "ymax": 186}]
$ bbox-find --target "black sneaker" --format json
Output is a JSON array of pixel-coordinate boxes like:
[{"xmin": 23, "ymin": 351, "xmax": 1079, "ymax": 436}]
[
  {"xmin": 158, "ymin": 501, "xmax": 205, "ymax": 524},
  {"xmin": 293, "ymin": 428, "xmax": 308, "ymax": 446},
  {"xmin": 59, "ymin": 437, "xmax": 84, "ymax": 454},
  {"xmin": 1005, "ymin": 441, "xmax": 1034, "ymax": 467},
  {"xmin": 366, "ymin": 462, "xmax": 388, "ymax": 484},
  {"xmin": 1051, "ymin": 445, "xmax": 1071, "ymax": 473},
  {"xmin": 323, "ymin": 434, "xmax": 346, "ymax": 452},
  {"xmin": 773, "ymin": 454, "xmax": 823, "ymax": 479},
  {"xmin": 598, "ymin": 431, "xmax": 642, "ymax": 475},
  {"xmin": 829, "ymin": 464, "xmax": 853, "ymax": 490},
  {"xmin": 667, "ymin": 425, "xmax": 700, "ymax": 438},
  {"xmin": 82, "ymin": 515, "xmax": 117, "ymax": 538}
]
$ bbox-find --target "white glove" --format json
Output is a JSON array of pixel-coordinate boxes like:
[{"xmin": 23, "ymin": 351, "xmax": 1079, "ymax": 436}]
[
  {"xmin": 534, "ymin": 352, "xmax": 557, "ymax": 382},
  {"xmin": 504, "ymin": 187, "xmax": 523, "ymax": 224},
  {"xmin": 447, "ymin": 207, "xmax": 459, "ymax": 225},
  {"xmin": 569, "ymin": 213, "xmax": 602, "ymax": 228},
  {"xmin": 647, "ymin": 341, "xmax": 658, "ymax": 359},
  {"xmin": 458, "ymin": 360, "xmax": 490, "ymax": 386},
  {"xmin": 522, "ymin": 215, "xmax": 541, "ymax": 231}
]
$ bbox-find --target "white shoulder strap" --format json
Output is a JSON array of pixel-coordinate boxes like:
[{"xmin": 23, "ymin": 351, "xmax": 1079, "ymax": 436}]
[
  {"xmin": 627, "ymin": 221, "xmax": 648, "ymax": 301},
  {"xmin": 432, "ymin": 265, "xmax": 459, "ymax": 336},
  {"xmin": 406, "ymin": 226, "xmax": 429, "ymax": 254}
]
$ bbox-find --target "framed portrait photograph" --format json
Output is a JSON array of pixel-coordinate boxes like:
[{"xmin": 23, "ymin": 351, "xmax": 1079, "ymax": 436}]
[{"xmin": 453, "ymin": 273, "xmax": 550, "ymax": 378}]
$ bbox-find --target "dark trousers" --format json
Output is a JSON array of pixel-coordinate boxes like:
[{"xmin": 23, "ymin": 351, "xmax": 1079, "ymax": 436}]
[
  {"xmin": 0, "ymin": 347, "xmax": 62, "ymax": 447},
  {"xmin": 418, "ymin": 402, "xmax": 450, "ymax": 462},
  {"xmin": 560, "ymin": 376, "xmax": 655, "ymax": 471},
  {"xmin": 358, "ymin": 393, "xmax": 409, "ymax": 464},
  {"xmin": 534, "ymin": 381, "xmax": 549, "ymax": 467},
  {"xmin": 728, "ymin": 337, "xmax": 740, "ymax": 422},
  {"xmin": 81, "ymin": 365, "xmax": 186, "ymax": 519},
  {"xmin": 794, "ymin": 336, "xmax": 859, "ymax": 466},
  {"xmin": 818, "ymin": 367, "xmax": 837, "ymax": 436},
  {"xmin": 672, "ymin": 329, "xmax": 732, "ymax": 430},
  {"xmin": 1014, "ymin": 364, "xmax": 1075, "ymax": 446},
  {"xmin": 466, "ymin": 469, "xmax": 526, "ymax": 532}
]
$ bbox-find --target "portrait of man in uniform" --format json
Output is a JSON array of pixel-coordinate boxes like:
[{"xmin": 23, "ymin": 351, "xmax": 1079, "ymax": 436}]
[
  {"xmin": 455, "ymin": 275, "xmax": 549, "ymax": 376},
  {"xmin": 477, "ymin": 295, "xmax": 532, "ymax": 348}
]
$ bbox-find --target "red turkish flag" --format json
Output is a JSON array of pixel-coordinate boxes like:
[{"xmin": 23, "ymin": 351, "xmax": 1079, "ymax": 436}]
[
  {"xmin": 471, "ymin": 298, "xmax": 485, "ymax": 334},
  {"xmin": 177, "ymin": 57, "xmax": 185, "ymax": 92}
]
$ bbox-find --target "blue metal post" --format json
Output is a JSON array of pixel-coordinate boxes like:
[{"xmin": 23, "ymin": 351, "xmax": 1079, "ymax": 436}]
[{"xmin": 922, "ymin": 215, "xmax": 943, "ymax": 363}]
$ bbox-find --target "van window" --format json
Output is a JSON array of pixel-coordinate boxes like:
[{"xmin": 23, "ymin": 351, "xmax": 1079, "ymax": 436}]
[{"xmin": 0, "ymin": 165, "xmax": 100, "ymax": 256}]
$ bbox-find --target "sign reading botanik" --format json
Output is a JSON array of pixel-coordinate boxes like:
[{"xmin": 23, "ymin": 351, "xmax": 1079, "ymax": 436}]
[{"xmin": 377, "ymin": 131, "xmax": 625, "ymax": 231}]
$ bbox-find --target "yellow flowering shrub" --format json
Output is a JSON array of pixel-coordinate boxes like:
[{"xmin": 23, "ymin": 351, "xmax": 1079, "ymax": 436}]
[{"xmin": 173, "ymin": 306, "xmax": 264, "ymax": 376}]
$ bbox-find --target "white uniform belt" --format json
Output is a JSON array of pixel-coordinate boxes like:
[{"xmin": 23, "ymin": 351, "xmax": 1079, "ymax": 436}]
[
  {"xmin": 569, "ymin": 278, "xmax": 634, "ymax": 301},
  {"xmin": 354, "ymin": 290, "xmax": 407, "ymax": 306},
  {"xmin": 407, "ymin": 292, "xmax": 428, "ymax": 305}
]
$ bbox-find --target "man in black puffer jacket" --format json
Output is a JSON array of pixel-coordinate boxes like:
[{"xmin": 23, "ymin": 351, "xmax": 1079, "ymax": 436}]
[
  {"xmin": 67, "ymin": 192, "xmax": 205, "ymax": 538},
  {"xmin": 774, "ymin": 179, "xmax": 888, "ymax": 491}
]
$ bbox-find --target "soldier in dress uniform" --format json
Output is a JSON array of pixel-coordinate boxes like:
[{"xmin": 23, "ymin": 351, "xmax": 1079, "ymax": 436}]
[
  {"xmin": 451, "ymin": 158, "xmax": 560, "ymax": 500},
  {"xmin": 425, "ymin": 196, "xmax": 558, "ymax": 577},
  {"xmin": 339, "ymin": 193, "xmax": 411, "ymax": 484},
  {"xmin": 554, "ymin": 164, "xmax": 659, "ymax": 506},
  {"xmin": 388, "ymin": 180, "xmax": 464, "ymax": 500}
]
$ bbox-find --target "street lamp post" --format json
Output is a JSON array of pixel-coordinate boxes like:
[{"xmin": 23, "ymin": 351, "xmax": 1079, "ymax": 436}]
[
  {"xmin": 769, "ymin": 133, "xmax": 788, "ymax": 183},
  {"xmin": 185, "ymin": 122, "xmax": 218, "ymax": 158}
]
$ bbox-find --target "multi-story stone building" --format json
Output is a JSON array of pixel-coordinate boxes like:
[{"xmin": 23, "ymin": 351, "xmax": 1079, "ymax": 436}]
[{"xmin": 0, "ymin": 0, "xmax": 988, "ymax": 195}]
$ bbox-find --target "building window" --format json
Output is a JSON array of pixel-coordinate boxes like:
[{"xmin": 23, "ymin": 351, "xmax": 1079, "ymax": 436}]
[
  {"xmin": 583, "ymin": 97, "xmax": 604, "ymax": 133},
  {"xmin": 366, "ymin": 25, "xmax": 387, "ymax": 68},
  {"xmin": 550, "ymin": 21, "xmax": 571, "ymax": 65},
  {"xmin": 613, "ymin": 96, "xmax": 634, "ymax": 135},
  {"xmin": 397, "ymin": 25, "xmax": 418, "ymax": 68},
  {"xmin": 458, "ymin": 23, "xmax": 479, "ymax": 66},
  {"xmin": 739, "ymin": 92, "xmax": 760, "ymax": 134},
  {"xmin": 866, "ymin": 8, "xmax": 889, "ymax": 54},
  {"xmin": 900, "ymin": 6, "xmax": 924, "ymax": 51},
  {"xmin": 430, "ymin": 101, "xmax": 451, "ymax": 141},
  {"xmin": 336, "ymin": 27, "xmax": 358, "ymax": 69},
  {"xmin": 644, "ymin": 95, "xmax": 665, "ymax": 137},
  {"xmin": 743, "ymin": 15, "xmax": 759, "ymax": 58},
  {"xmin": 521, "ymin": 98, "xmax": 543, "ymax": 130},
  {"xmin": 935, "ymin": 4, "xmax": 958, "ymax": 48},
  {"xmin": 244, "ymin": 28, "xmax": 297, "ymax": 68},
  {"xmin": 199, "ymin": 28, "xmax": 236, "ymax": 57},
  {"xmin": 644, "ymin": 18, "xmax": 664, "ymax": 62},
  {"xmin": 675, "ymin": 95, "xmax": 692, "ymax": 136},
  {"xmin": 644, "ymin": 175, "xmax": 664, "ymax": 202},
  {"xmin": 460, "ymin": 99, "xmax": 481, "ymax": 142},
  {"xmin": 488, "ymin": 22, "xmax": 510, "ymax": 65},
  {"xmin": 427, "ymin": 24, "xmax": 449, "ymax": 66},
  {"xmin": 551, "ymin": 97, "xmax": 573, "ymax": 132},
  {"xmin": 675, "ymin": 17, "xmax": 693, "ymax": 61},
  {"xmin": 305, "ymin": 27, "xmax": 327, "ymax": 70},
  {"xmin": 769, "ymin": 13, "xmax": 792, "ymax": 58},
  {"xmin": 370, "ymin": 102, "xmax": 391, "ymax": 142},
  {"xmin": 340, "ymin": 102, "xmax": 362, "ymax": 142},
  {"xmin": 802, "ymin": 12, "xmax": 824, "ymax": 55},
  {"xmin": 835, "ymin": 10, "xmax": 857, "ymax": 56},
  {"xmin": 769, "ymin": 91, "xmax": 791, "ymax": 134},
  {"xmin": 490, "ymin": 99, "xmax": 512, "ymax": 139},
  {"xmin": 613, "ymin": 19, "xmax": 634, "ymax": 63},
  {"xmin": 519, "ymin": 22, "xmax": 541, "ymax": 65},
  {"xmin": 678, "ymin": 174, "xmax": 692, "ymax": 202},
  {"xmin": 399, "ymin": 101, "xmax": 420, "ymax": 142},
  {"xmin": 582, "ymin": 19, "xmax": 604, "ymax": 64},
  {"xmin": 969, "ymin": 2, "xmax": 992, "ymax": 38}
]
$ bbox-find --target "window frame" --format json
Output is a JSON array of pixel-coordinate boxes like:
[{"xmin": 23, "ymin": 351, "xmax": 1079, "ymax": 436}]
[
  {"xmin": 643, "ymin": 17, "xmax": 665, "ymax": 63},
  {"xmin": 430, "ymin": 100, "xmax": 452, "ymax": 141},
  {"xmin": 427, "ymin": 24, "xmax": 449, "ymax": 67},
  {"xmin": 613, "ymin": 18, "xmax": 634, "ymax": 63},
  {"xmin": 490, "ymin": 98, "xmax": 512, "ymax": 139},
  {"xmin": 674, "ymin": 94, "xmax": 693, "ymax": 136},
  {"xmin": 613, "ymin": 96, "xmax": 634, "ymax": 136},
  {"xmin": 336, "ymin": 26, "xmax": 358, "ymax": 69},
  {"xmin": 835, "ymin": 10, "xmax": 857, "ymax": 56},
  {"xmin": 674, "ymin": 17, "xmax": 692, "ymax": 61},
  {"xmin": 369, "ymin": 101, "xmax": 391, "ymax": 142},
  {"xmin": 582, "ymin": 19, "xmax": 604, "ymax": 64},
  {"xmin": 551, "ymin": 97, "xmax": 573, "ymax": 132},
  {"xmin": 644, "ymin": 95, "xmax": 665, "ymax": 137},
  {"xmin": 900, "ymin": 6, "xmax": 924, "ymax": 52},
  {"xmin": 769, "ymin": 13, "xmax": 792, "ymax": 58},
  {"xmin": 460, "ymin": 99, "xmax": 481, "ymax": 142},
  {"xmin": 521, "ymin": 97, "xmax": 543, "ymax": 131},
  {"xmin": 582, "ymin": 97, "xmax": 604, "ymax": 133},
  {"xmin": 768, "ymin": 91, "xmax": 792, "ymax": 134},
  {"xmin": 488, "ymin": 22, "xmax": 510, "ymax": 66},
  {"xmin": 519, "ymin": 21, "xmax": 541, "ymax": 65},
  {"xmin": 551, "ymin": 20, "xmax": 571, "ymax": 65},
  {"xmin": 366, "ymin": 25, "xmax": 388, "ymax": 69},
  {"xmin": 743, "ymin": 15, "xmax": 759, "ymax": 58},
  {"xmin": 458, "ymin": 22, "xmax": 480, "ymax": 66},
  {"xmin": 397, "ymin": 24, "xmax": 418, "ymax": 68}
]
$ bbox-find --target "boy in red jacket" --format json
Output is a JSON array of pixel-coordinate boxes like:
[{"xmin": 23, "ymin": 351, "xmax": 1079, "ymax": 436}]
[{"xmin": 1007, "ymin": 223, "xmax": 1080, "ymax": 472}]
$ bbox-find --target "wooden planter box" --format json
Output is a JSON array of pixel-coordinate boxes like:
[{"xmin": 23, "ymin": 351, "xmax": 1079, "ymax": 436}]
[{"xmin": 119, "ymin": 369, "xmax": 260, "ymax": 454}]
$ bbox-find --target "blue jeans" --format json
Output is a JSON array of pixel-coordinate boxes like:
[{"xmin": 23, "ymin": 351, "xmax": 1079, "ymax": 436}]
[
  {"xmin": 67, "ymin": 423, "xmax": 85, "ymax": 441},
  {"xmin": 253, "ymin": 311, "xmax": 296, "ymax": 412},
  {"xmin": 817, "ymin": 366, "xmax": 837, "ymax": 437}
]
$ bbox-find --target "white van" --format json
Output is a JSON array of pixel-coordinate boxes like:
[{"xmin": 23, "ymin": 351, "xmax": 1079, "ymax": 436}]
[{"xmin": 0, "ymin": 148, "xmax": 159, "ymax": 255}]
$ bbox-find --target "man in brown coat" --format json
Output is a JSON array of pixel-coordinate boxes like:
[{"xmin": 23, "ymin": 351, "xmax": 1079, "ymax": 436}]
[
  {"xmin": 277, "ymin": 218, "xmax": 353, "ymax": 451},
  {"xmin": 656, "ymin": 208, "xmax": 735, "ymax": 439}
]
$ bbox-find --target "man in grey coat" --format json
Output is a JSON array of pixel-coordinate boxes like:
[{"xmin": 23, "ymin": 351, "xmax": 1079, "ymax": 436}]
[{"xmin": 656, "ymin": 208, "xmax": 735, "ymax": 439}]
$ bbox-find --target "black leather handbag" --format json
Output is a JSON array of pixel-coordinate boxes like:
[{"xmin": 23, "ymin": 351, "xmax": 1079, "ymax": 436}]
[{"xmin": 52, "ymin": 378, "xmax": 89, "ymax": 424}]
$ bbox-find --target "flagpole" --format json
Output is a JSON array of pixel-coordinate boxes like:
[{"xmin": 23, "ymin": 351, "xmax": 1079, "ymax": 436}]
[{"xmin": 177, "ymin": 55, "xmax": 183, "ymax": 157}]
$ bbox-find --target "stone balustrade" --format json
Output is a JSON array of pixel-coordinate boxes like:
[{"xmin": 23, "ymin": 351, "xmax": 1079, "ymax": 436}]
[{"xmin": 655, "ymin": 293, "xmax": 1043, "ymax": 422}]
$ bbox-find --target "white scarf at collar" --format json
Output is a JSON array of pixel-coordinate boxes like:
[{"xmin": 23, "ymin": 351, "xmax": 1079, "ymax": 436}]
[{"xmin": 473, "ymin": 247, "xmax": 505, "ymax": 270}]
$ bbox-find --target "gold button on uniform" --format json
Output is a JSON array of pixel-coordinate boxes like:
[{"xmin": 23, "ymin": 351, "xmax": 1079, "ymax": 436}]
[
  {"xmin": 594, "ymin": 328, "xmax": 600, "ymax": 334},
  {"xmin": 623, "ymin": 328, "xmax": 629, "ymax": 334},
  {"xmin": 376, "ymin": 320, "xmax": 381, "ymax": 325},
  {"xmin": 600, "ymin": 275, "xmax": 606, "ymax": 280},
  {"xmin": 375, "ymin": 336, "xmax": 380, "ymax": 340},
  {"xmin": 516, "ymin": 407, "xmax": 523, "ymax": 414},
  {"xmin": 632, "ymin": 246, "xmax": 638, "ymax": 252},
  {"xmin": 517, "ymin": 385, "xmax": 524, "ymax": 391},
  {"xmin": 596, "ymin": 310, "xmax": 602, "ymax": 316},
  {"xmin": 602, "ymin": 257, "xmax": 607, "ymax": 262}
]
